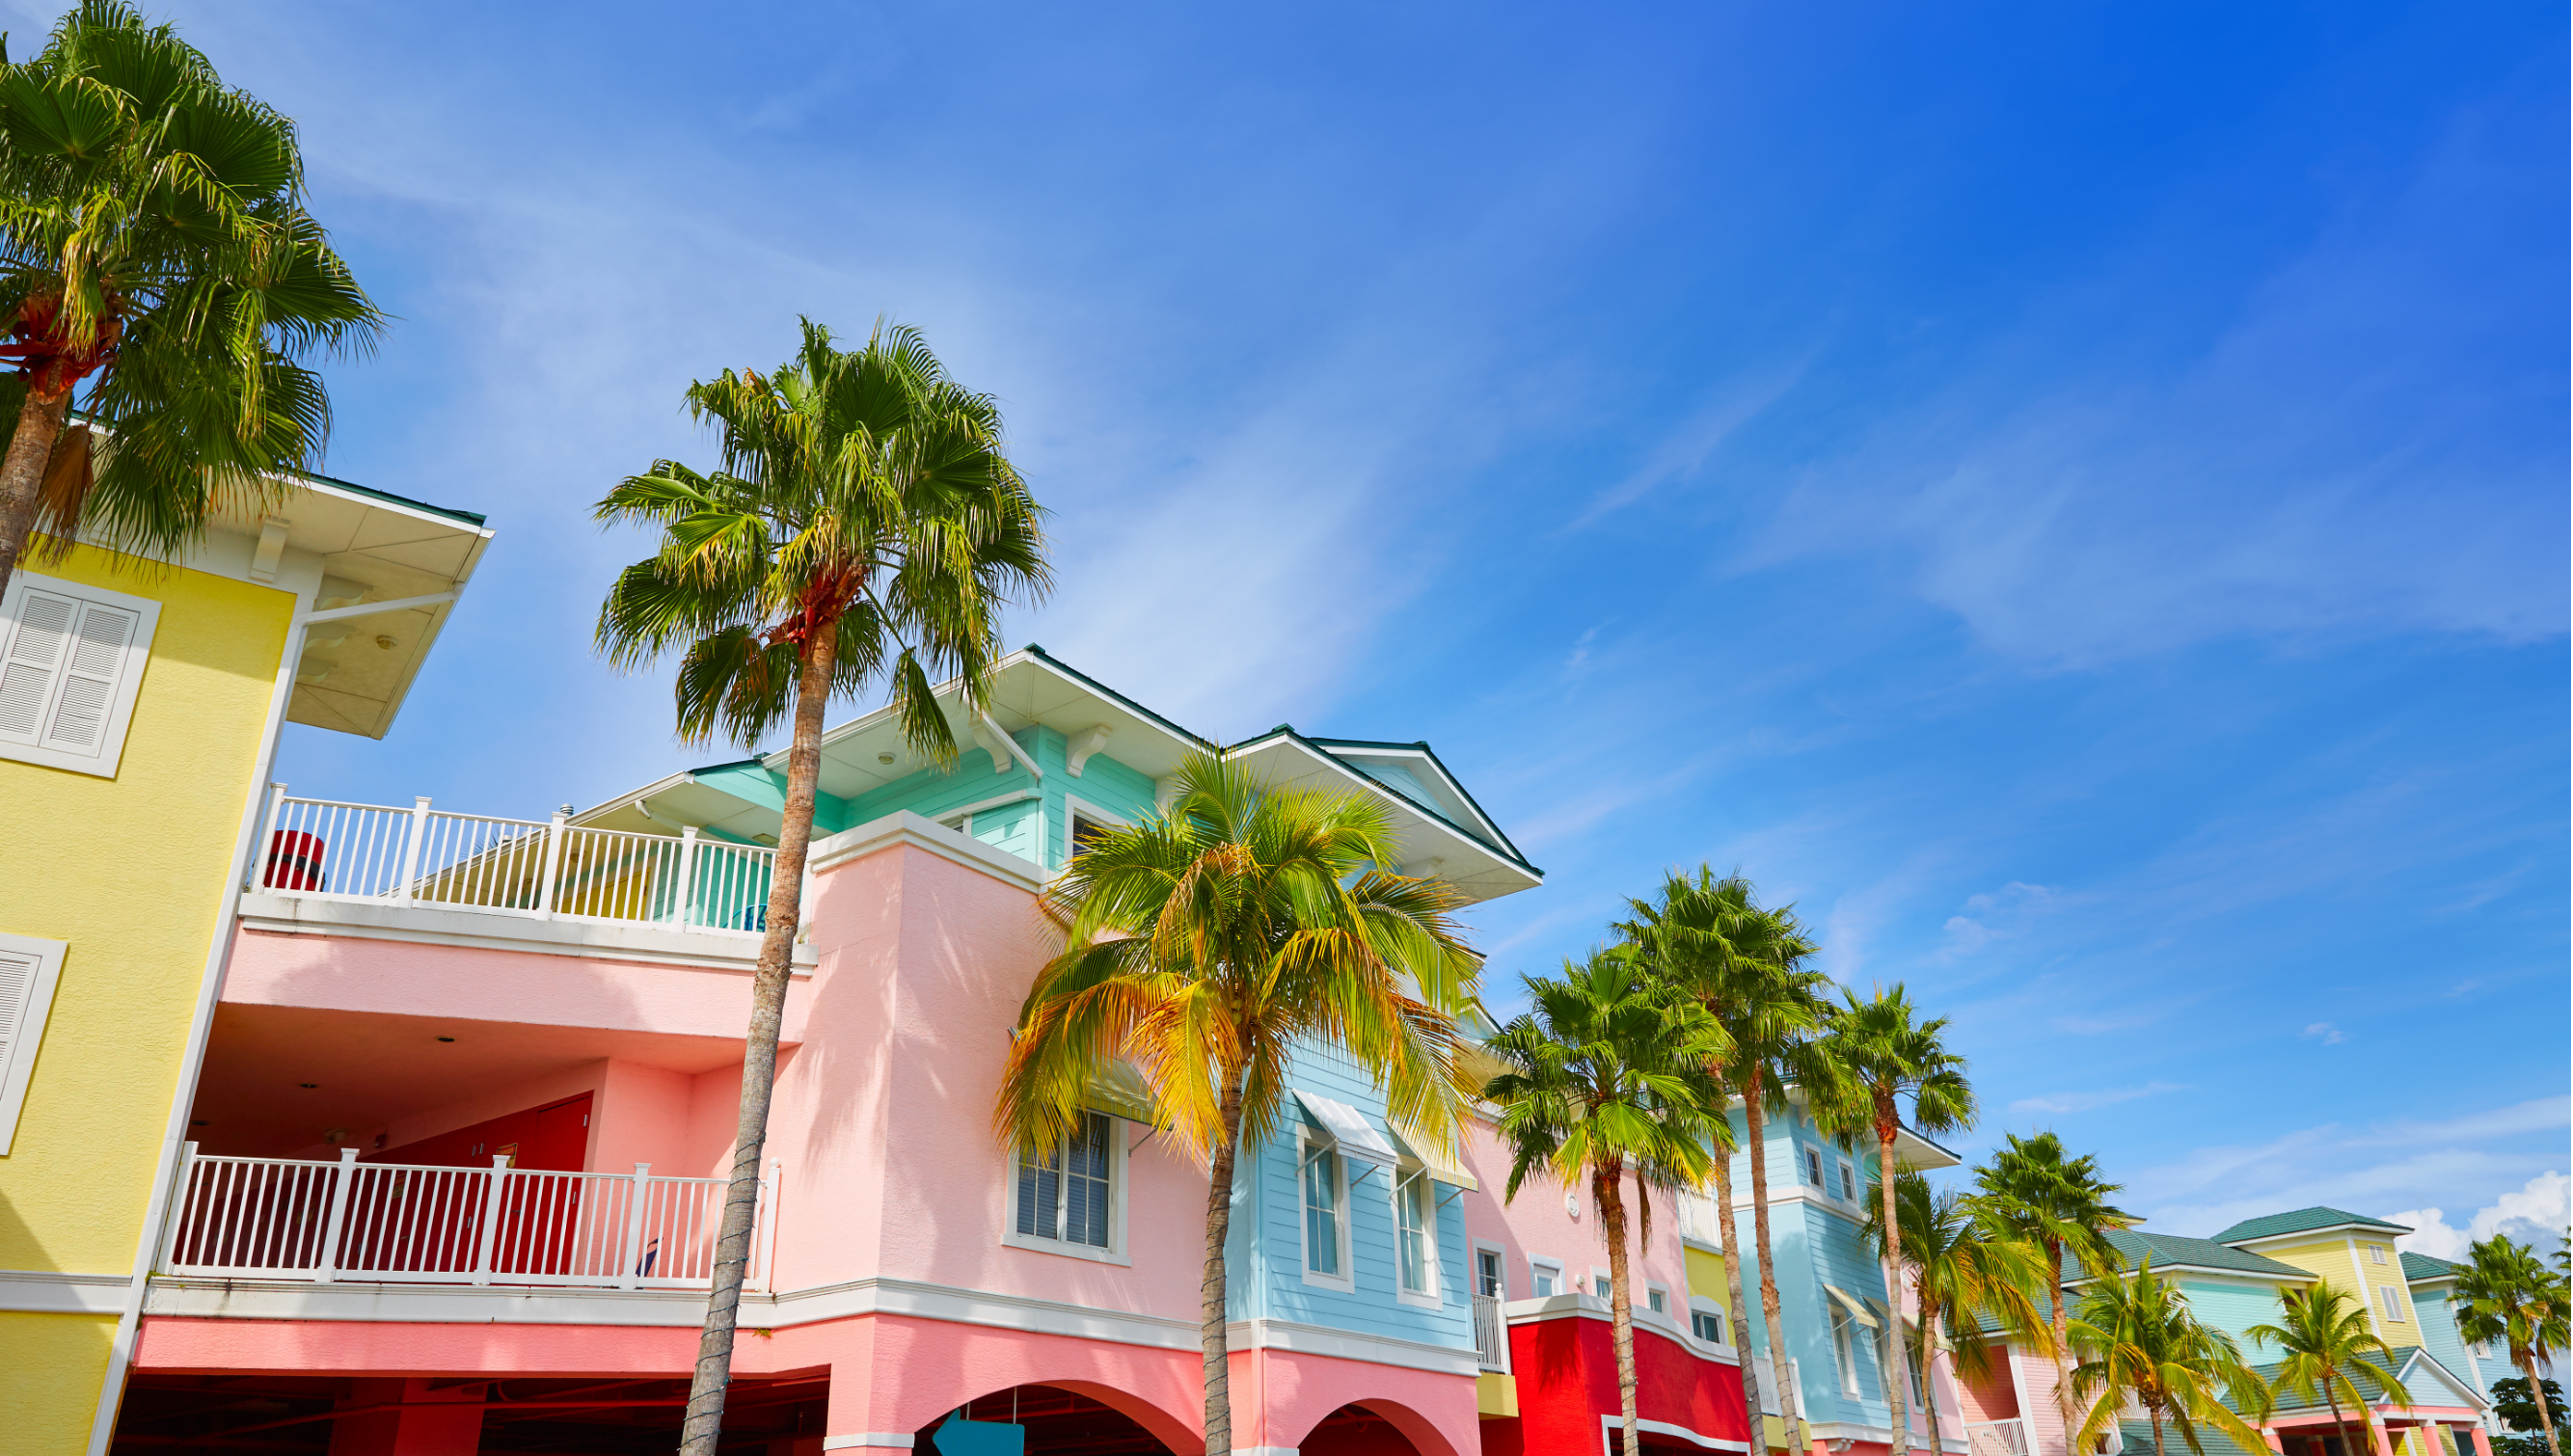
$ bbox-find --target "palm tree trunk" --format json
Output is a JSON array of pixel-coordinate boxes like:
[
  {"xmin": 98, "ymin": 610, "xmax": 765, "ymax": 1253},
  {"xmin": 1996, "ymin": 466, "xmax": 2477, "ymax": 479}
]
[
  {"xmin": 1922, "ymin": 1310, "xmax": 1951, "ymax": 1456},
  {"xmin": 0, "ymin": 390, "xmax": 70, "ymax": 586},
  {"xmin": 1604, "ymin": 1165, "xmax": 1641, "ymax": 1456},
  {"xmin": 677, "ymin": 622, "xmax": 836, "ymax": 1456},
  {"xmin": 1717, "ymin": 1147, "xmax": 1769, "ymax": 1450},
  {"xmin": 1202, "ymin": 1070, "xmax": 1247, "ymax": 1456},
  {"xmin": 2152, "ymin": 1411, "xmax": 2165, "ymax": 1456},
  {"xmin": 1880, "ymin": 1121, "xmax": 1917, "ymax": 1456},
  {"xmin": 2046, "ymin": 1238, "xmax": 2072, "ymax": 1456},
  {"xmin": 2327, "ymin": 1386, "xmax": 2353, "ymax": 1456},
  {"xmin": 2522, "ymin": 1354, "xmax": 2562, "ymax": 1456},
  {"xmin": 1743, "ymin": 1076, "xmax": 1810, "ymax": 1453}
]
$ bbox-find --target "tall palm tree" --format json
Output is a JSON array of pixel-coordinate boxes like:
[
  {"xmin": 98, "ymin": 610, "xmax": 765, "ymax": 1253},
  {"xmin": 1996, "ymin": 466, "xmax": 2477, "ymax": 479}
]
[
  {"xmin": 2454, "ymin": 1236, "xmax": 2571, "ymax": 1456},
  {"xmin": 995, "ymin": 752, "xmax": 1479, "ymax": 1456},
  {"xmin": 1485, "ymin": 950, "xmax": 1731, "ymax": 1456},
  {"xmin": 0, "ymin": 0, "xmax": 385, "ymax": 584},
  {"xmin": 2246, "ymin": 1284, "xmax": 2414, "ymax": 1456},
  {"xmin": 1619, "ymin": 867, "xmax": 1834, "ymax": 1452},
  {"xmin": 2068, "ymin": 1261, "xmax": 2271, "ymax": 1456},
  {"xmin": 1864, "ymin": 1171, "xmax": 2057, "ymax": 1456},
  {"xmin": 598, "ymin": 318, "xmax": 1045, "ymax": 1456},
  {"xmin": 1970, "ymin": 1132, "xmax": 2138, "ymax": 1455},
  {"xmin": 1820, "ymin": 985, "xmax": 1976, "ymax": 1456}
]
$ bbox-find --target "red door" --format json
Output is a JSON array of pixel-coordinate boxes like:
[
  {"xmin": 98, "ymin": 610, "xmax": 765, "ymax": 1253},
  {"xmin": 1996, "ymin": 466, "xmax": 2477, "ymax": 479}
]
[{"xmin": 355, "ymin": 1095, "xmax": 594, "ymax": 1279}]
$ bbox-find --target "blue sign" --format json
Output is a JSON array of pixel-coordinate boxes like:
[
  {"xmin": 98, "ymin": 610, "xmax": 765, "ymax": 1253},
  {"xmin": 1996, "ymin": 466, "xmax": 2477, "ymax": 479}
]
[{"xmin": 931, "ymin": 1413, "xmax": 1025, "ymax": 1456}]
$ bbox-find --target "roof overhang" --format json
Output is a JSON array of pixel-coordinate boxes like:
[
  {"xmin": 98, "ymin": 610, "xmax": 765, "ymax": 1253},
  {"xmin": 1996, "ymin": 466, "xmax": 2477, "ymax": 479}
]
[
  {"xmin": 1225, "ymin": 730, "xmax": 1542, "ymax": 905},
  {"xmin": 2224, "ymin": 1223, "xmax": 2410, "ymax": 1251},
  {"xmin": 213, "ymin": 475, "xmax": 492, "ymax": 740}
]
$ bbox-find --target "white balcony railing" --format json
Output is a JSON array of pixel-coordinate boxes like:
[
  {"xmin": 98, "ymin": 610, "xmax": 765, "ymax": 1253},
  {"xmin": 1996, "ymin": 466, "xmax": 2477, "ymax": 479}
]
[
  {"xmin": 256, "ymin": 788, "xmax": 777, "ymax": 936},
  {"xmin": 1472, "ymin": 1293, "xmax": 1510, "ymax": 1370},
  {"xmin": 161, "ymin": 1146, "xmax": 772, "ymax": 1291},
  {"xmin": 1968, "ymin": 1419, "xmax": 2031, "ymax": 1456}
]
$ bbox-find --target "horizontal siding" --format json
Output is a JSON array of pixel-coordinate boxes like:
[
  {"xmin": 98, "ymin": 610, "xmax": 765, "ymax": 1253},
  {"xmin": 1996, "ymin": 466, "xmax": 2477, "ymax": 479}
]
[
  {"xmin": 842, "ymin": 725, "xmax": 1165, "ymax": 872},
  {"xmin": 2178, "ymin": 1280, "xmax": 2289, "ymax": 1357}
]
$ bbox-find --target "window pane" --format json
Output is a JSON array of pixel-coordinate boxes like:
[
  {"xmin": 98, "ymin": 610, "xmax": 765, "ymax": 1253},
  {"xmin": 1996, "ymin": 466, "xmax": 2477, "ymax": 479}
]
[
  {"xmin": 1017, "ymin": 1143, "xmax": 1060, "ymax": 1239},
  {"xmin": 1397, "ymin": 1173, "xmax": 1428, "ymax": 1293},
  {"xmin": 1534, "ymin": 1265, "xmax": 1557, "ymax": 1297},
  {"xmin": 1305, "ymin": 1147, "xmax": 1341, "ymax": 1276},
  {"xmin": 1478, "ymin": 1250, "xmax": 1503, "ymax": 1297},
  {"xmin": 1649, "ymin": 1288, "xmax": 1666, "ymax": 1313},
  {"xmin": 1064, "ymin": 1113, "xmax": 1113, "ymax": 1248}
]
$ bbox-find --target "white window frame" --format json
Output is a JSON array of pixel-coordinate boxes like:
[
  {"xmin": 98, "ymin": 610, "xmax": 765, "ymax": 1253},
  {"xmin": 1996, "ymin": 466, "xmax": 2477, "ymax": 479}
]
[
  {"xmin": 1839, "ymin": 1159, "xmax": 1859, "ymax": 1202},
  {"xmin": 1591, "ymin": 1267, "xmax": 1613, "ymax": 1303},
  {"xmin": 1646, "ymin": 1281, "xmax": 1670, "ymax": 1317},
  {"xmin": 2370, "ymin": 1244, "xmax": 2388, "ymax": 1266},
  {"xmin": 1391, "ymin": 1164, "xmax": 1441, "ymax": 1308},
  {"xmin": 0, "ymin": 572, "xmax": 160, "ymax": 779},
  {"xmin": 0, "ymin": 932, "xmax": 69, "ymax": 1155},
  {"xmin": 1830, "ymin": 1305, "xmax": 1863, "ymax": 1396},
  {"xmin": 1298, "ymin": 1128, "xmax": 1354, "ymax": 1291},
  {"xmin": 1472, "ymin": 1240, "xmax": 1509, "ymax": 1300},
  {"xmin": 1530, "ymin": 1256, "xmax": 1563, "ymax": 1299},
  {"xmin": 1689, "ymin": 1296, "xmax": 1732, "ymax": 1349},
  {"xmin": 2380, "ymin": 1285, "xmax": 2408, "ymax": 1323},
  {"xmin": 1000, "ymin": 1109, "xmax": 1130, "ymax": 1266},
  {"xmin": 1060, "ymin": 793, "xmax": 1128, "ymax": 870},
  {"xmin": 1803, "ymin": 1145, "xmax": 1827, "ymax": 1189}
]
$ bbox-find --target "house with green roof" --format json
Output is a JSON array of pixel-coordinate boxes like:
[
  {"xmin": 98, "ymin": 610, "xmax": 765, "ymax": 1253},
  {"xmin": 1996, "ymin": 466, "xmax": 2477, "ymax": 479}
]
[{"xmin": 2400, "ymin": 1253, "xmax": 2512, "ymax": 1416}]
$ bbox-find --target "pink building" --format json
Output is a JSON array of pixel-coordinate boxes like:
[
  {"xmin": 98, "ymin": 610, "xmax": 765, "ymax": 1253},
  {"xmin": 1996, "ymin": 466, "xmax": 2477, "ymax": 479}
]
[{"xmin": 108, "ymin": 649, "xmax": 1757, "ymax": 1456}]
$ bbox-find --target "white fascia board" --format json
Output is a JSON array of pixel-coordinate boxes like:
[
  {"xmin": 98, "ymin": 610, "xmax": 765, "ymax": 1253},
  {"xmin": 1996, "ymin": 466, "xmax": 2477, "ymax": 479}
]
[
  {"xmin": 2224, "ymin": 1224, "xmax": 2409, "ymax": 1249},
  {"xmin": 1314, "ymin": 742, "xmax": 1508, "ymax": 845},
  {"xmin": 1239, "ymin": 735, "xmax": 1539, "ymax": 886}
]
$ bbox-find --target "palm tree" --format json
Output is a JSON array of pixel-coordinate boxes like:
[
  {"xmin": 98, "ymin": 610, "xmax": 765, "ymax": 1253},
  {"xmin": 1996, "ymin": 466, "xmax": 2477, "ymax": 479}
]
[
  {"xmin": 2454, "ymin": 1236, "xmax": 2571, "ymax": 1456},
  {"xmin": 598, "ymin": 318, "xmax": 1045, "ymax": 1456},
  {"xmin": 1970, "ymin": 1132, "xmax": 2138, "ymax": 1454},
  {"xmin": 2246, "ymin": 1284, "xmax": 2414, "ymax": 1456},
  {"xmin": 1619, "ymin": 867, "xmax": 1834, "ymax": 1452},
  {"xmin": 1485, "ymin": 950, "xmax": 1731, "ymax": 1456},
  {"xmin": 995, "ymin": 752, "xmax": 1479, "ymax": 1456},
  {"xmin": 2068, "ymin": 1260, "xmax": 2271, "ymax": 1456},
  {"xmin": 1820, "ymin": 985, "xmax": 1976, "ymax": 1456},
  {"xmin": 1864, "ymin": 1171, "xmax": 2057, "ymax": 1456},
  {"xmin": 0, "ymin": 0, "xmax": 385, "ymax": 584}
]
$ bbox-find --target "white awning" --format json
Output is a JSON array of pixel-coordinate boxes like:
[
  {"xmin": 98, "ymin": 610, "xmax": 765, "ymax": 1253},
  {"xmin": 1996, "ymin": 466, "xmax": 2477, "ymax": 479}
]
[
  {"xmin": 1824, "ymin": 1283, "xmax": 1881, "ymax": 1328},
  {"xmin": 1085, "ymin": 1061, "xmax": 1156, "ymax": 1124},
  {"xmin": 1389, "ymin": 1115, "xmax": 1479, "ymax": 1192},
  {"xmin": 1294, "ymin": 1091, "xmax": 1402, "ymax": 1176}
]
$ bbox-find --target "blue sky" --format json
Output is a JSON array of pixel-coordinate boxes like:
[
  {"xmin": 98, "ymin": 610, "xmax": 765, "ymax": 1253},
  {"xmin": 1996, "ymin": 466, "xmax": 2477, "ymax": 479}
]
[{"xmin": 54, "ymin": 2, "xmax": 2562, "ymax": 1250}]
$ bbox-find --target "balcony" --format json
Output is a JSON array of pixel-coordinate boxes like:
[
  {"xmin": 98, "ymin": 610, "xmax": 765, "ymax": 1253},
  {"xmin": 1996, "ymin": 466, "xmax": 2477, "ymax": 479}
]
[
  {"xmin": 161, "ymin": 1146, "xmax": 772, "ymax": 1292},
  {"xmin": 1472, "ymin": 1293, "xmax": 1510, "ymax": 1370},
  {"xmin": 1968, "ymin": 1419, "xmax": 2031, "ymax": 1456},
  {"xmin": 255, "ymin": 787, "xmax": 779, "ymax": 939}
]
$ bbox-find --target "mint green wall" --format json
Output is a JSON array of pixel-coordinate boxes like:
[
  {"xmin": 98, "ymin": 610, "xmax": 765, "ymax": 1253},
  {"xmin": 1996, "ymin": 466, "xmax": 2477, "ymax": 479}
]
[
  {"xmin": 2412, "ymin": 1285, "xmax": 2503, "ymax": 1404},
  {"xmin": 835, "ymin": 723, "xmax": 1163, "ymax": 869},
  {"xmin": 2175, "ymin": 1280, "xmax": 2293, "ymax": 1357}
]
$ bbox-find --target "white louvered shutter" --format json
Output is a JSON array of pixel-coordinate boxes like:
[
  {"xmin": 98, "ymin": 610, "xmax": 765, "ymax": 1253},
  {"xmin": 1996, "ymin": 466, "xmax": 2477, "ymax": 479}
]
[
  {"xmin": 0, "ymin": 945, "xmax": 35, "ymax": 1087},
  {"xmin": 0, "ymin": 934, "xmax": 67, "ymax": 1154},
  {"xmin": 0, "ymin": 576, "xmax": 158, "ymax": 776}
]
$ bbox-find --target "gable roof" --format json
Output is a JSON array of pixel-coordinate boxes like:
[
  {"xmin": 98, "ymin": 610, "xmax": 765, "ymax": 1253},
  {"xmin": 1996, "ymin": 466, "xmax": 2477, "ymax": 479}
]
[
  {"xmin": 2212, "ymin": 1206, "xmax": 2412, "ymax": 1245},
  {"xmin": 2064, "ymin": 1228, "xmax": 2315, "ymax": 1284},
  {"xmin": 2401, "ymin": 1251, "xmax": 2465, "ymax": 1283},
  {"xmin": 2252, "ymin": 1347, "xmax": 2489, "ymax": 1414}
]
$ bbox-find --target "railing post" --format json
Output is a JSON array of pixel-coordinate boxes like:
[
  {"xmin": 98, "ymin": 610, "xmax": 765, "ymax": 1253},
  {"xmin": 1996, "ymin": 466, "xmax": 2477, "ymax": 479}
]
[
  {"xmin": 158, "ymin": 1141, "xmax": 202, "ymax": 1274},
  {"xmin": 251, "ymin": 783, "xmax": 288, "ymax": 891},
  {"xmin": 535, "ymin": 811, "xmax": 567, "ymax": 918},
  {"xmin": 673, "ymin": 826, "xmax": 698, "ymax": 929},
  {"xmin": 750, "ymin": 1161, "xmax": 779, "ymax": 1293},
  {"xmin": 313, "ymin": 1148, "xmax": 360, "ymax": 1282},
  {"xmin": 396, "ymin": 795, "xmax": 432, "ymax": 907},
  {"xmin": 619, "ymin": 1163, "xmax": 651, "ymax": 1289},
  {"xmin": 471, "ymin": 1155, "xmax": 508, "ymax": 1286}
]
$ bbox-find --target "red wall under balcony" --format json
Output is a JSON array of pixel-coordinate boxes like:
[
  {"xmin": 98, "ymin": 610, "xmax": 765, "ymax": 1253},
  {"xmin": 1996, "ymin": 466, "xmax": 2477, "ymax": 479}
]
[
  {"xmin": 1481, "ymin": 1309, "xmax": 1750, "ymax": 1456},
  {"xmin": 369, "ymin": 1093, "xmax": 591, "ymax": 1172}
]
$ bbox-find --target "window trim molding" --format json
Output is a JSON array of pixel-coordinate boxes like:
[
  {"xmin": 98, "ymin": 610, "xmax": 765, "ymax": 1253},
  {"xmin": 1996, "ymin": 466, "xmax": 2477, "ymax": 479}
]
[
  {"xmin": 1839, "ymin": 1159, "xmax": 1859, "ymax": 1204},
  {"xmin": 1645, "ymin": 1281, "xmax": 1671, "ymax": 1317},
  {"xmin": 1298, "ymin": 1128, "xmax": 1355, "ymax": 1292},
  {"xmin": 0, "ymin": 571, "xmax": 161, "ymax": 779},
  {"xmin": 1060, "ymin": 793, "xmax": 1129, "ymax": 869},
  {"xmin": 1390, "ymin": 1163, "xmax": 1441, "ymax": 1308},
  {"xmin": 1530, "ymin": 1255, "xmax": 1564, "ymax": 1299},
  {"xmin": 0, "ymin": 931, "xmax": 69, "ymax": 1154},
  {"xmin": 1688, "ymin": 1294, "xmax": 1734, "ymax": 1351},
  {"xmin": 1802, "ymin": 1144, "xmax": 1827, "ymax": 1190},
  {"xmin": 1000, "ymin": 1109, "xmax": 1132, "ymax": 1267},
  {"xmin": 1471, "ymin": 1238, "xmax": 1510, "ymax": 1301}
]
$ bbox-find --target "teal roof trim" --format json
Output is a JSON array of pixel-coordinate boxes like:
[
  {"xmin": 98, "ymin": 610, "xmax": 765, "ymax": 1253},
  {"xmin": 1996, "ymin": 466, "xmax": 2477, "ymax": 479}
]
[
  {"xmin": 306, "ymin": 472, "xmax": 489, "ymax": 527},
  {"xmin": 1022, "ymin": 644, "xmax": 1219, "ymax": 751},
  {"xmin": 2212, "ymin": 1207, "xmax": 2412, "ymax": 1244},
  {"xmin": 1226, "ymin": 723, "xmax": 1543, "ymax": 876}
]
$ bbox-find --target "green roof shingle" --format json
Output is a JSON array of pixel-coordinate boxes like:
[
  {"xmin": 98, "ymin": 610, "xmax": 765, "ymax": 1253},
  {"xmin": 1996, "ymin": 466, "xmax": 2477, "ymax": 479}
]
[
  {"xmin": 2401, "ymin": 1251, "xmax": 2464, "ymax": 1282},
  {"xmin": 2065, "ymin": 1228, "xmax": 2315, "ymax": 1283},
  {"xmin": 2211, "ymin": 1207, "xmax": 2411, "ymax": 1244}
]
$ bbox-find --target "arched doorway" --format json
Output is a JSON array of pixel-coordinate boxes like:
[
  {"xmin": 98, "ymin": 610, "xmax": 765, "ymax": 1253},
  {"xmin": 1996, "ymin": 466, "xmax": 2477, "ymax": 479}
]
[
  {"xmin": 912, "ymin": 1384, "xmax": 1181, "ymax": 1455},
  {"xmin": 1300, "ymin": 1402, "xmax": 1427, "ymax": 1455}
]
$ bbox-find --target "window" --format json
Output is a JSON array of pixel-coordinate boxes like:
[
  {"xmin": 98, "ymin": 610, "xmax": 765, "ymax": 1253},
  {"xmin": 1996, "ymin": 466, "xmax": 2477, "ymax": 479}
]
[
  {"xmin": 1594, "ymin": 1273, "xmax": 1612, "ymax": 1301},
  {"xmin": 1693, "ymin": 1302, "xmax": 1730, "ymax": 1345},
  {"xmin": 1013, "ymin": 1112, "xmax": 1117, "ymax": 1254},
  {"xmin": 1070, "ymin": 814, "xmax": 1111, "ymax": 853},
  {"xmin": 1840, "ymin": 1161, "xmax": 1858, "ymax": 1201},
  {"xmin": 1531, "ymin": 1259, "xmax": 1561, "ymax": 1298},
  {"xmin": 1802, "ymin": 1146, "xmax": 1826, "ymax": 1189},
  {"xmin": 0, "ymin": 573, "xmax": 159, "ymax": 778},
  {"xmin": 2379, "ymin": 1285, "xmax": 2407, "ymax": 1323},
  {"xmin": 1303, "ymin": 1141, "xmax": 1347, "ymax": 1283},
  {"xmin": 0, "ymin": 932, "xmax": 69, "ymax": 1154},
  {"xmin": 1830, "ymin": 1306, "xmax": 1862, "ymax": 1395},
  {"xmin": 1648, "ymin": 1285, "xmax": 1668, "ymax": 1315},
  {"xmin": 2370, "ymin": 1245, "xmax": 2388, "ymax": 1266},
  {"xmin": 1476, "ymin": 1248, "xmax": 1505, "ymax": 1299},
  {"xmin": 1395, "ymin": 1169, "xmax": 1435, "ymax": 1300},
  {"xmin": 1062, "ymin": 795, "xmax": 1127, "ymax": 870}
]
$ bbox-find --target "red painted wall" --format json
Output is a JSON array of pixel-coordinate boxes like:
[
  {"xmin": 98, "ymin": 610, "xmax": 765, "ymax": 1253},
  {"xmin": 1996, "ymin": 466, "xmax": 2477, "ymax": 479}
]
[
  {"xmin": 370, "ymin": 1093, "xmax": 591, "ymax": 1172},
  {"xmin": 1481, "ymin": 1312, "xmax": 1750, "ymax": 1456}
]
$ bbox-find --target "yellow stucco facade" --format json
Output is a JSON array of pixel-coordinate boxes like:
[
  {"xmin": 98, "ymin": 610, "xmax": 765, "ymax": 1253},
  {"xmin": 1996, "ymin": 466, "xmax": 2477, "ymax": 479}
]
[
  {"xmin": 0, "ymin": 543, "xmax": 295, "ymax": 1454},
  {"xmin": 2236, "ymin": 1231, "xmax": 2424, "ymax": 1350}
]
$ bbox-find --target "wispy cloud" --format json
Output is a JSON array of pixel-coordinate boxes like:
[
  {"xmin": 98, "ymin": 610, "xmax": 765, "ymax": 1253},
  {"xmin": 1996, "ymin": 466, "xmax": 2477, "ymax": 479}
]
[
  {"xmin": 2010, "ymin": 1081, "xmax": 2191, "ymax": 1118},
  {"xmin": 2300, "ymin": 1021, "xmax": 2347, "ymax": 1045}
]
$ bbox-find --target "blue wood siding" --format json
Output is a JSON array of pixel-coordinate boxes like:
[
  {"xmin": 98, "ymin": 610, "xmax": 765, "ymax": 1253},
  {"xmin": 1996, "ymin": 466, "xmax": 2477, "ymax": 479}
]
[
  {"xmin": 2176, "ymin": 1280, "xmax": 2292, "ymax": 1357},
  {"xmin": 1718, "ymin": 1103, "xmax": 1904, "ymax": 1428},
  {"xmin": 2412, "ymin": 1286, "xmax": 2504, "ymax": 1404}
]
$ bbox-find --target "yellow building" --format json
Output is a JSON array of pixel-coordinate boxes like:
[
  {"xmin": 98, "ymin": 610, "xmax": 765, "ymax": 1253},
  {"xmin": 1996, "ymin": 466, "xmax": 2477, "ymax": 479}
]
[
  {"xmin": 0, "ymin": 477, "xmax": 489, "ymax": 1454},
  {"xmin": 2211, "ymin": 1205, "xmax": 2426, "ymax": 1350}
]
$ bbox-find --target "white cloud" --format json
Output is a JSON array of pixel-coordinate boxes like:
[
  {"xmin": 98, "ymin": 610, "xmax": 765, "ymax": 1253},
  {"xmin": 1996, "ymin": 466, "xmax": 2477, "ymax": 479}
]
[
  {"xmin": 2391, "ymin": 1171, "xmax": 2571, "ymax": 1261},
  {"xmin": 2010, "ymin": 1081, "xmax": 2190, "ymax": 1117},
  {"xmin": 1937, "ymin": 881, "xmax": 2061, "ymax": 962},
  {"xmin": 2301, "ymin": 1022, "xmax": 2347, "ymax": 1044}
]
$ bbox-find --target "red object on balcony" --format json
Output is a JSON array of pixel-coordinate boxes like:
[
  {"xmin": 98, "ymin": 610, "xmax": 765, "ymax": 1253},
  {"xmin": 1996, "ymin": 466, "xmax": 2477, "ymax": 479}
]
[{"xmin": 262, "ymin": 829, "xmax": 326, "ymax": 891}]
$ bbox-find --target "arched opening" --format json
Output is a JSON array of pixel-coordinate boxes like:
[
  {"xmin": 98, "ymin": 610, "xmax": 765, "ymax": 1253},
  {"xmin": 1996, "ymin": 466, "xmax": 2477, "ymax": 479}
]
[
  {"xmin": 1300, "ymin": 1402, "xmax": 1428, "ymax": 1456},
  {"xmin": 912, "ymin": 1384, "xmax": 1182, "ymax": 1455}
]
